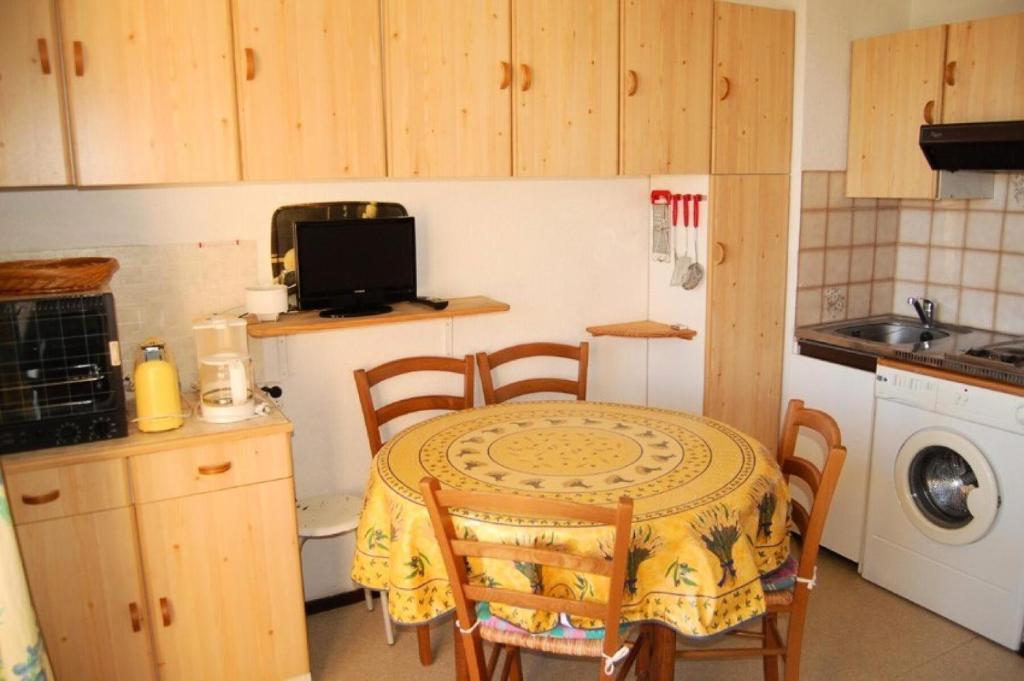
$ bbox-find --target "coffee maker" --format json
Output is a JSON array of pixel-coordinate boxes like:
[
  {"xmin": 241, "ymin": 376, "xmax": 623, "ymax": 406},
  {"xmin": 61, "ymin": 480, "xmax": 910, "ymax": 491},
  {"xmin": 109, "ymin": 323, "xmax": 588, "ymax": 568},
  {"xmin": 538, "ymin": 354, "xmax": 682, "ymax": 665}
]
[{"xmin": 193, "ymin": 317, "xmax": 255, "ymax": 423}]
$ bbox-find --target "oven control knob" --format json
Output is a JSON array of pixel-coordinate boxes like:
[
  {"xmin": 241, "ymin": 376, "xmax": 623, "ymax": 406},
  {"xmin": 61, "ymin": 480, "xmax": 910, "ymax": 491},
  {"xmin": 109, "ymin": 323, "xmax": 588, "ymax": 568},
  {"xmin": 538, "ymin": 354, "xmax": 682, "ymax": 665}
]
[
  {"xmin": 56, "ymin": 422, "xmax": 82, "ymax": 445},
  {"xmin": 91, "ymin": 416, "xmax": 116, "ymax": 439}
]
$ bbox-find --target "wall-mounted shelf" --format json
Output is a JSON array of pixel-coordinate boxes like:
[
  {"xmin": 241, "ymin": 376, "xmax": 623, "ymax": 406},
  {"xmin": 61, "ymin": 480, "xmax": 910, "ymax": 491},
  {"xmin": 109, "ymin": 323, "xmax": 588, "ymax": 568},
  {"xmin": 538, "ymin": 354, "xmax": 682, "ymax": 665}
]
[
  {"xmin": 586, "ymin": 320, "xmax": 697, "ymax": 340},
  {"xmin": 247, "ymin": 295, "xmax": 510, "ymax": 338}
]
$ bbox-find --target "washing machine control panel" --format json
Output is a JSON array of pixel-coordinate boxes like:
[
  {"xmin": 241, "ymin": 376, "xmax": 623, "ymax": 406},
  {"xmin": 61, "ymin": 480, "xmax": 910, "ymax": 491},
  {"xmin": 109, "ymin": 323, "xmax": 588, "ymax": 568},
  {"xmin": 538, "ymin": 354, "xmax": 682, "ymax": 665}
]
[{"xmin": 877, "ymin": 366, "xmax": 1024, "ymax": 435}]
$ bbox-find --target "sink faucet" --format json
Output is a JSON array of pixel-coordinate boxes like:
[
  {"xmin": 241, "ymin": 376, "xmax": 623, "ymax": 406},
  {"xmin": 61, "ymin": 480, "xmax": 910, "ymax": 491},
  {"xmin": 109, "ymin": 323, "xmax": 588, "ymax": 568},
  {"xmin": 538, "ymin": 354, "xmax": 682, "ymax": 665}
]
[{"xmin": 907, "ymin": 297, "xmax": 936, "ymax": 327}]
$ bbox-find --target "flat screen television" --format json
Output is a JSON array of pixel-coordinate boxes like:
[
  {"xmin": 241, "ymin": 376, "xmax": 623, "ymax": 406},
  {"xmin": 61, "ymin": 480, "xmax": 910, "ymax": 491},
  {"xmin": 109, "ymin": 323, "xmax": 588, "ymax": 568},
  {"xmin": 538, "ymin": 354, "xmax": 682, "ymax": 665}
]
[{"xmin": 293, "ymin": 217, "xmax": 416, "ymax": 316}]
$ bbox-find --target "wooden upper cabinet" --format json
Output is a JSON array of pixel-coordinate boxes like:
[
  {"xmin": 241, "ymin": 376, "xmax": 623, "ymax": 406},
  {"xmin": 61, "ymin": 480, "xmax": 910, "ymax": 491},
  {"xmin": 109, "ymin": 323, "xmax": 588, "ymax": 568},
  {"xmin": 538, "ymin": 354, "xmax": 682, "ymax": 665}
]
[
  {"xmin": 514, "ymin": 0, "xmax": 619, "ymax": 176},
  {"xmin": 846, "ymin": 26, "xmax": 947, "ymax": 199},
  {"xmin": 384, "ymin": 0, "xmax": 511, "ymax": 178},
  {"xmin": 943, "ymin": 12, "xmax": 1024, "ymax": 124},
  {"xmin": 711, "ymin": 2, "xmax": 794, "ymax": 175},
  {"xmin": 705, "ymin": 174, "xmax": 789, "ymax": 449},
  {"xmin": 233, "ymin": 0, "xmax": 385, "ymax": 180},
  {"xmin": 59, "ymin": 0, "xmax": 240, "ymax": 186},
  {"xmin": 0, "ymin": 0, "xmax": 71, "ymax": 186},
  {"xmin": 621, "ymin": 0, "xmax": 713, "ymax": 175}
]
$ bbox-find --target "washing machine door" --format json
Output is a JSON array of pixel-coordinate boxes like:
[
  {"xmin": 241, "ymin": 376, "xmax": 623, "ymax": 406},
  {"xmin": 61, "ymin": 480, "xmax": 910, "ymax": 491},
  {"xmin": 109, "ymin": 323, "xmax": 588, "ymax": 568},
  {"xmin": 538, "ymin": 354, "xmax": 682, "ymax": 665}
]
[{"xmin": 894, "ymin": 428, "xmax": 1000, "ymax": 545}]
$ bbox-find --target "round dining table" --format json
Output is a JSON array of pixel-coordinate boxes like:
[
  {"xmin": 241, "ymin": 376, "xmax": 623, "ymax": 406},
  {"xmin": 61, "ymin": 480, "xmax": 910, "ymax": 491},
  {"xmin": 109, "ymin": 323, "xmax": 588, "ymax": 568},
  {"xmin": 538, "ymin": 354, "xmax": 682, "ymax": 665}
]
[{"xmin": 351, "ymin": 401, "xmax": 790, "ymax": 678}]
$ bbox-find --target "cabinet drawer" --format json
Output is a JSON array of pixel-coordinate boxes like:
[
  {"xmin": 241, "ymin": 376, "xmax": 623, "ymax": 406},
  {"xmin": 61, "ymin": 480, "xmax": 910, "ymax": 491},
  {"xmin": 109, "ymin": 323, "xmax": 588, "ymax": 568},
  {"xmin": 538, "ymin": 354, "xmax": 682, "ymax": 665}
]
[
  {"xmin": 4, "ymin": 458, "xmax": 130, "ymax": 524},
  {"xmin": 129, "ymin": 433, "xmax": 292, "ymax": 503}
]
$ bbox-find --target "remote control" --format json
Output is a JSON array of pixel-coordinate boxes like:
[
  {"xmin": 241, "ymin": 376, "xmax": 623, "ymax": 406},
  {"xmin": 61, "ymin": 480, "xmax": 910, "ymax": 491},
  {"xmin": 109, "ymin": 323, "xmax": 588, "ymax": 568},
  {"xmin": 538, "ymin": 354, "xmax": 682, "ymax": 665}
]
[{"xmin": 414, "ymin": 296, "xmax": 449, "ymax": 310}]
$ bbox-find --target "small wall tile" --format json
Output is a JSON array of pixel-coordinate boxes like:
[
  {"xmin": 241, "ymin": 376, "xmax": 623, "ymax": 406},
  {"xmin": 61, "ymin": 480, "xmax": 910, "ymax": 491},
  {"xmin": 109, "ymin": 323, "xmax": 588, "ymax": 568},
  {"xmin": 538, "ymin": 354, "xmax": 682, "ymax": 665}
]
[
  {"xmin": 847, "ymin": 283, "xmax": 871, "ymax": 318},
  {"xmin": 899, "ymin": 209, "xmax": 932, "ymax": 244},
  {"xmin": 965, "ymin": 211, "xmax": 1004, "ymax": 250},
  {"xmin": 927, "ymin": 248, "xmax": 962, "ymax": 285},
  {"xmin": 995, "ymin": 293, "xmax": 1024, "ymax": 334},
  {"xmin": 824, "ymin": 248, "xmax": 851, "ymax": 285},
  {"xmin": 961, "ymin": 250, "xmax": 999, "ymax": 290},
  {"xmin": 852, "ymin": 210, "xmax": 877, "ymax": 245},
  {"xmin": 796, "ymin": 288, "xmax": 823, "ymax": 327},
  {"xmin": 854, "ymin": 198, "xmax": 878, "ymax": 210},
  {"xmin": 998, "ymin": 253, "xmax": 1024, "ymax": 294},
  {"xmin": 874, "ymin": 245, "xmax": 896, "ymax": 280},
  {"xmin": 1009, "ymin": 174, "xmax": 1024, "ymax": 211},
  {"xmin": 801, "ymin": 211, "xmax": 827, "ymax": 249},
  {"xmin": 959, "ymin": 289, "xmax": 996, "ymax": 330},
  {"xmin": 878, "ymin": 199, "xmax": 899, "ymax": 209},
  {"xmin": 850, "ymin": 246, "xmax": 874, "ymax": 282},
  {"xmin": 828, "ymin": 172, "xmax": 852, "ymax": 209},
  {"xmin": 802, "ymin": 172, "xmax": 829, "ymax": 210},
  {"xmin": 896, "ymin": 245, "xmax": 928, "ymax": 281},
  {"xmin": 1004, "ymin": 213, "xmax": 1024, "ymax": 253},
  {"xmin": 931, "ymin": 210, "xmax": 966, "ymax": 247},
  {"xmin": 798, "ymin": 250, "xmax": 825, "ymax": 288},
  {"xmin": 925, "ymin": 284, "xmax": 960, "ymax": 323},
  {"xmin": 893, "ymin": 281, "xmax": 924, "ymax": 314},
  {"xmin": 877, "ymin": 210, "xmax": 899, "ymax": 243},
  {"xmin": 823, "ymin": 286, "xmax": 847, "ymax": 321},
  {"xmin": 826, "ymin": 211, "xmax": 853, "ymax": 247},
  {"xmin": 968, "ymin": 174, "xmax": 1008, "ymax": 211},
  {"xmin": 871, "ymin": 281, "xmax": 894, "ymax": 315}
]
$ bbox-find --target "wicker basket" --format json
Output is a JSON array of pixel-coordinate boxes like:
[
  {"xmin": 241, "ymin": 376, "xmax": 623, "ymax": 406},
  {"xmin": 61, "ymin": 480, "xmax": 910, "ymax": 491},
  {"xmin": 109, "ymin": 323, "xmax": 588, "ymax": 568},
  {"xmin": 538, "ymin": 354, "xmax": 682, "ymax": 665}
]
[{"xmin": 0, "ymin": 257, "xmax": 120, "ymax": 295}]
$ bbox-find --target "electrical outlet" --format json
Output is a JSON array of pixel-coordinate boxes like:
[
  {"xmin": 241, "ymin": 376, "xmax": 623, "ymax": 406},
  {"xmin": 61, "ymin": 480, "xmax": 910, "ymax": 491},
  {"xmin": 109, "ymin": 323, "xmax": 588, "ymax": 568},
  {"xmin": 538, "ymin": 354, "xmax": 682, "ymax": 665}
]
[{"xmin": 260, "ymin": 384, "xmax": 284, "ymax": 409}]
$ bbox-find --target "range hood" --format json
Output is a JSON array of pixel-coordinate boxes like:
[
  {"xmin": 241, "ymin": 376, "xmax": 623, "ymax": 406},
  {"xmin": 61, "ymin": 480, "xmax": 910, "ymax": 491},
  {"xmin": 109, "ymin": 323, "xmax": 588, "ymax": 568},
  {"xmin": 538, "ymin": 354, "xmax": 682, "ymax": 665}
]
[{"xmin": 920, "ymin": 120, "xmax": 1024, "ymax": 171}]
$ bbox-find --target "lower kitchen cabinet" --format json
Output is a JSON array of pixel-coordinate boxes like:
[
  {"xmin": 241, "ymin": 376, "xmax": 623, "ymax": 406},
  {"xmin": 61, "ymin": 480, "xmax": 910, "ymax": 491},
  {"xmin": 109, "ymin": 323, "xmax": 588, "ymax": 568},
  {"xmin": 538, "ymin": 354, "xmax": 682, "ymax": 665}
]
[
  {"xmin": 16, "ymin": 507, "xmax": 157, "ymax": 681},
  {"xmin": 137, "ymin": 478, "xmax": 308, "ymax": 681},
  {"xmin": 2, "ymin": 413, "xmax": 307, "ymax": 681}
]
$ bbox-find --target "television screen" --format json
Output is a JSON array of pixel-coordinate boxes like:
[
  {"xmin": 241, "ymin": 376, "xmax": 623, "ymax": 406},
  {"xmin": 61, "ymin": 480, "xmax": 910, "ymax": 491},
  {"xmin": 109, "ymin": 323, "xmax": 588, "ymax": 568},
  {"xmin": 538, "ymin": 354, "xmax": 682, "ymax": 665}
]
[{"xmin": 294, "ymin": 217, "xmax": 416, "ymax": 311}]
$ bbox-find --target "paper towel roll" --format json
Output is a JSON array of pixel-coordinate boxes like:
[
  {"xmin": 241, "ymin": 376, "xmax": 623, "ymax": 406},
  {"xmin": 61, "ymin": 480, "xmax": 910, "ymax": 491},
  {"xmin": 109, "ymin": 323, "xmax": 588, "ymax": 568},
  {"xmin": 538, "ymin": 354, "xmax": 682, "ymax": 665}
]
[{"xmin": 246, "ymin": 285, "xmax": 288, "ymax": 321}]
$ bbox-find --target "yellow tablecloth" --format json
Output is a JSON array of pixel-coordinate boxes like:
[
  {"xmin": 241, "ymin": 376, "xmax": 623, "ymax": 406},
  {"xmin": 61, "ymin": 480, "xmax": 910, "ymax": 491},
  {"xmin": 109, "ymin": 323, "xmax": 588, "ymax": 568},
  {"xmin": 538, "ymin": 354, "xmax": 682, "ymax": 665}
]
[{"xmin": 352, "ymin": 401, "xmax": 790, "ymax": 638}]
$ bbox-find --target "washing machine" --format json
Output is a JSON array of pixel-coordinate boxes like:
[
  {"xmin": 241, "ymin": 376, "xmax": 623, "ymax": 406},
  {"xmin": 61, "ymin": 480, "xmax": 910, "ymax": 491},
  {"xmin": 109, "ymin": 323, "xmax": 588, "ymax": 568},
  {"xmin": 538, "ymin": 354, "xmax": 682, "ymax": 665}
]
[{"xmin": 862, "ymin": 363, "xmax": 1024, "ymax": 650}]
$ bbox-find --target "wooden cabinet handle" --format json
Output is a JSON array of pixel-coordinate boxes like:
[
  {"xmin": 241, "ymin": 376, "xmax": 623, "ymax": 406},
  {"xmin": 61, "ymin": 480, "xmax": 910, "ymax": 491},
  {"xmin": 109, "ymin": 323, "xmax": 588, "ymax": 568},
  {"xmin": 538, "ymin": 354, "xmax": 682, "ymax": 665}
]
[
  {"xmin": 717, "ymin": 75, "xmax": 730, "ymax": 101},
  {"xmin": 73, "ymin": 41, "xmax": 84, "ymax": 76},
  {"xmin": 944, "ymin": 60, "xmax": 957, "ymax": 86},
  {"xmin": 198, "ymin": 461, "xmax": 232, "ymax": 476},
  {"xmin": 713, "ymin": 242, "xmax": 726, "ymax": 265},
  {"xmin": 159, "ymin": 597, "xmax": 173, "ymax": 627},
  {"xmin": 519, "ymin": 64, "xmax": 532, "ymax": 92},
  {"xmin": 37, "ymin": 38, "xmax": 52, "ymax": 75},
  {"xmin": 923, "ymin": 99, "xmax": 935, "ymax": 124},
  {"xmin": 626, "ymin": 70, "xmax": 638, "ymax": 96},
  {"xmin": 22, "ymin": 489, "xmax": 60, "ymax": 506},
  {"xmin": 245, "ymin": 48, "xmax": 255, "ymax": 81},
  {"xmin": 129, "ymin": 602, "xmax": 142, "ymax": 632},
  {"xmin": 499, "ymin": 61, "xmax": 511, "ymax": 90}
]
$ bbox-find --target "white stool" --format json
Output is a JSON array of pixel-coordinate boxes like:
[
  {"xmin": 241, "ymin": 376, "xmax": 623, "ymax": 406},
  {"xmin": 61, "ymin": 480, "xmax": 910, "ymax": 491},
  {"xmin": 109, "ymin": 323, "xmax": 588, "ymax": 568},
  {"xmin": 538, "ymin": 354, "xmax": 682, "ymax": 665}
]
[{"xmin": 296, "ymin": 494, "xmax": 395, "ymax": 645}]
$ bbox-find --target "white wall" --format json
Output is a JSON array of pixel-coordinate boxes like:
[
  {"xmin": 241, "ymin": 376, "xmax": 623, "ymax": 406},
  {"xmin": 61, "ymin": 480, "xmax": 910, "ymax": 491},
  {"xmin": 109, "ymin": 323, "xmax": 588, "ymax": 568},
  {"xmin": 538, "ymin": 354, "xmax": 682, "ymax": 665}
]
[{"xmin": 909, "ymin": 0, "xmax": 1024, "ymax": 27}]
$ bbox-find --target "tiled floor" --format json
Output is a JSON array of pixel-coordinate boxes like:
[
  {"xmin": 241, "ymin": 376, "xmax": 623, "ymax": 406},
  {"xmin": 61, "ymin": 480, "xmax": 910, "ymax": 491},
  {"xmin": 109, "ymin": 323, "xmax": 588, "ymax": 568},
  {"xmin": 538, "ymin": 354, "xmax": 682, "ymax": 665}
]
[{"xmin": 307, "ymin": 550, "xmax": 1024, "ymax": 680}]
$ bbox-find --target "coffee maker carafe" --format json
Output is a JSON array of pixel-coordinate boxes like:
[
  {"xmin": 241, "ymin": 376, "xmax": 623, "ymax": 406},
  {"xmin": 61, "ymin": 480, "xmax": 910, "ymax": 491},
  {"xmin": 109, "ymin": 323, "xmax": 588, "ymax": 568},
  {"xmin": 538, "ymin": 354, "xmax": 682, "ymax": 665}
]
[{"xmin": 193, "ymin": 317, "xmax": 255, "ymax": 423}]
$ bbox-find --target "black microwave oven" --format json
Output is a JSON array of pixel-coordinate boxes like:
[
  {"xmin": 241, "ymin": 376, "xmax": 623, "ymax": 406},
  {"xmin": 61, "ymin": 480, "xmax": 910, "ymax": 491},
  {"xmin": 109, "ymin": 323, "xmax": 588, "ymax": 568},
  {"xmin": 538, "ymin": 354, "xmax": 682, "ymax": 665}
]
[{"xmin": 0, "ymin": 291, "xmax": 128, "ymax": 454}]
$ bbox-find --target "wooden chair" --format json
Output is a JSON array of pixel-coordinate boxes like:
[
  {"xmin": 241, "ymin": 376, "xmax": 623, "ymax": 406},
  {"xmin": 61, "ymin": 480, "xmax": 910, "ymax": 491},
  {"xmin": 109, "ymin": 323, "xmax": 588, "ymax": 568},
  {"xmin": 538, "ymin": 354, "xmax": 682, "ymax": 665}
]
[
  {"xmin": 675, "ymin": 399, "xmax": 847, "ymax": 681},
  {"xmin": 476, "ymin": 342, "xmax": 589, "ymax": 405},
  {"xmin": 351, "ymin": 355, "xmax": 475, "ymax": 666},
  {"xmin": 420, "ymin": 477, "xmax": 649, "ymax": 681}
]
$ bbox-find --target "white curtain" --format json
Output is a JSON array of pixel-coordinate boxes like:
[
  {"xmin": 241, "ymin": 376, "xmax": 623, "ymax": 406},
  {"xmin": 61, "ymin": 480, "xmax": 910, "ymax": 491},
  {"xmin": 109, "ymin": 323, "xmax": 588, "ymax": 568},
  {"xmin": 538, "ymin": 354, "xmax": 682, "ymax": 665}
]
[{"xmin": 0, "ymin": 474, "xmax": 52, "ymax": 680}]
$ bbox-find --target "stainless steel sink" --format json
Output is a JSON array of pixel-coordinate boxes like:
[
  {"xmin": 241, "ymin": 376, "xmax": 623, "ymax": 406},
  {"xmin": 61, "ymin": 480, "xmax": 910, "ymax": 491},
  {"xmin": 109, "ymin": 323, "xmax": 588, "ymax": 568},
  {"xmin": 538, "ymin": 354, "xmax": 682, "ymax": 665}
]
[{"xmin": 834, "ymin": 321, "xmax": 951, "ymax": 345}]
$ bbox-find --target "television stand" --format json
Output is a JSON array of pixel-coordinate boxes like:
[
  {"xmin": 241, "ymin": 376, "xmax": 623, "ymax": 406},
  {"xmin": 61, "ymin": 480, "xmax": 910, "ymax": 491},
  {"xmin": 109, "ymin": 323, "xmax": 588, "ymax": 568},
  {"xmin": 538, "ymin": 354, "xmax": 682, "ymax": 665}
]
[{"xmin": 318, "ymin": 304, "xmax": 393, "ymax": 318}]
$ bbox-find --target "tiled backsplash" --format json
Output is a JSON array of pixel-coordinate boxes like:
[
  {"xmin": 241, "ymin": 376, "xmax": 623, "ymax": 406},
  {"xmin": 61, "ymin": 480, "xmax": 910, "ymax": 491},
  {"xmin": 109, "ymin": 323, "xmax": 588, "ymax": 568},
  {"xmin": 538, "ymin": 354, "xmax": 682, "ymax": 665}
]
[
  {"xmin": 3, "ymin": 241, "xmax": 257, "ymax": 390},
  {"xmin": 797, "ymin": 172, "xmax": 1024, "ymax": 334}
]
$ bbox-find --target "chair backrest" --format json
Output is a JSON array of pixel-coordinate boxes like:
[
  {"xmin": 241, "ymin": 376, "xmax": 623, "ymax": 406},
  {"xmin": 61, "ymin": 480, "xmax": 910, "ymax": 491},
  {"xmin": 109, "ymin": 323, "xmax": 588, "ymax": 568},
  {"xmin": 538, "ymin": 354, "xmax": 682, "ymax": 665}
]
[
  {"xmin": 420, "ymin": 477, "xmax": 633, "ymax": 679},
  {"xmin": 476, "ymin": 341, "xmax": 589, "ymax": 405},
  {"xmin": 777, "ymin": 399, "xmax": 846, "ymax": 589},
  {"xmin": 354, "ymin": 355, "xmax": 475, "ymax": 455}
]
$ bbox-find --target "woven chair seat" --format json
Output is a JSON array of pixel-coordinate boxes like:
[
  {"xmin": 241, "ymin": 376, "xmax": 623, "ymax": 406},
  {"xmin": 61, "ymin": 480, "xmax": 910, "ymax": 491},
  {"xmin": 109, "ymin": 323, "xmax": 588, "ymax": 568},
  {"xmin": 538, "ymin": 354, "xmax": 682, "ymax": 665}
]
[
  {"xmin": 481, "ymin": 626, "xmax": 612, "ymax": 657},
  {"xmin": 761, "ymin": 555, "xmax": 799, "ymax": 606}
]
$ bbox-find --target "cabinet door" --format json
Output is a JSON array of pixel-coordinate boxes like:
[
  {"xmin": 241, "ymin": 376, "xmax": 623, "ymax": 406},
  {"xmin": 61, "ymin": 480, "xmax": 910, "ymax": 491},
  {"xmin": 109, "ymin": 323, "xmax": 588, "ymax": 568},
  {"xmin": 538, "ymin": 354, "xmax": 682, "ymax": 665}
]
[
  {"xmin": 16, "ymin": 508, "xmax": 156, "ymax": 681},
  {"xmin": 59, "ymin": 0, "xmax": 240, "ymax": 185},
  {"xmin": 944, "ymin": 12, "xmax": 1024, "ymax": 123},
  {"xmin": 136, "ymin": 478, "xmax": 308, "ymax": 681},
  {"xmin": 515, "ymin": 0, "xmax": 619, "ymax": 176},
  {"xmin": 385, "ymin": 0, "xmax": 511, "ymax": 177},
  {"xmin": 0, "ymin": 0, "xmax": 71, "ymax": 186},
  {"xmin": 621, "ymin": 0, "xmax": 712, "ymax": 175},
  {"xmin": 711, "ymin": 2, "xmax": 794, "ymax": 174},
  {"xmin": 846, "ymin": 26, "xmax": 946, "ymax": 199},
  {"xmin": 233, "ymin": 0, "xmax": 385, "ymax": 180},
  {"xmin": 705, "ymin": 175, "xmax": 789, "ymax": 450}
]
